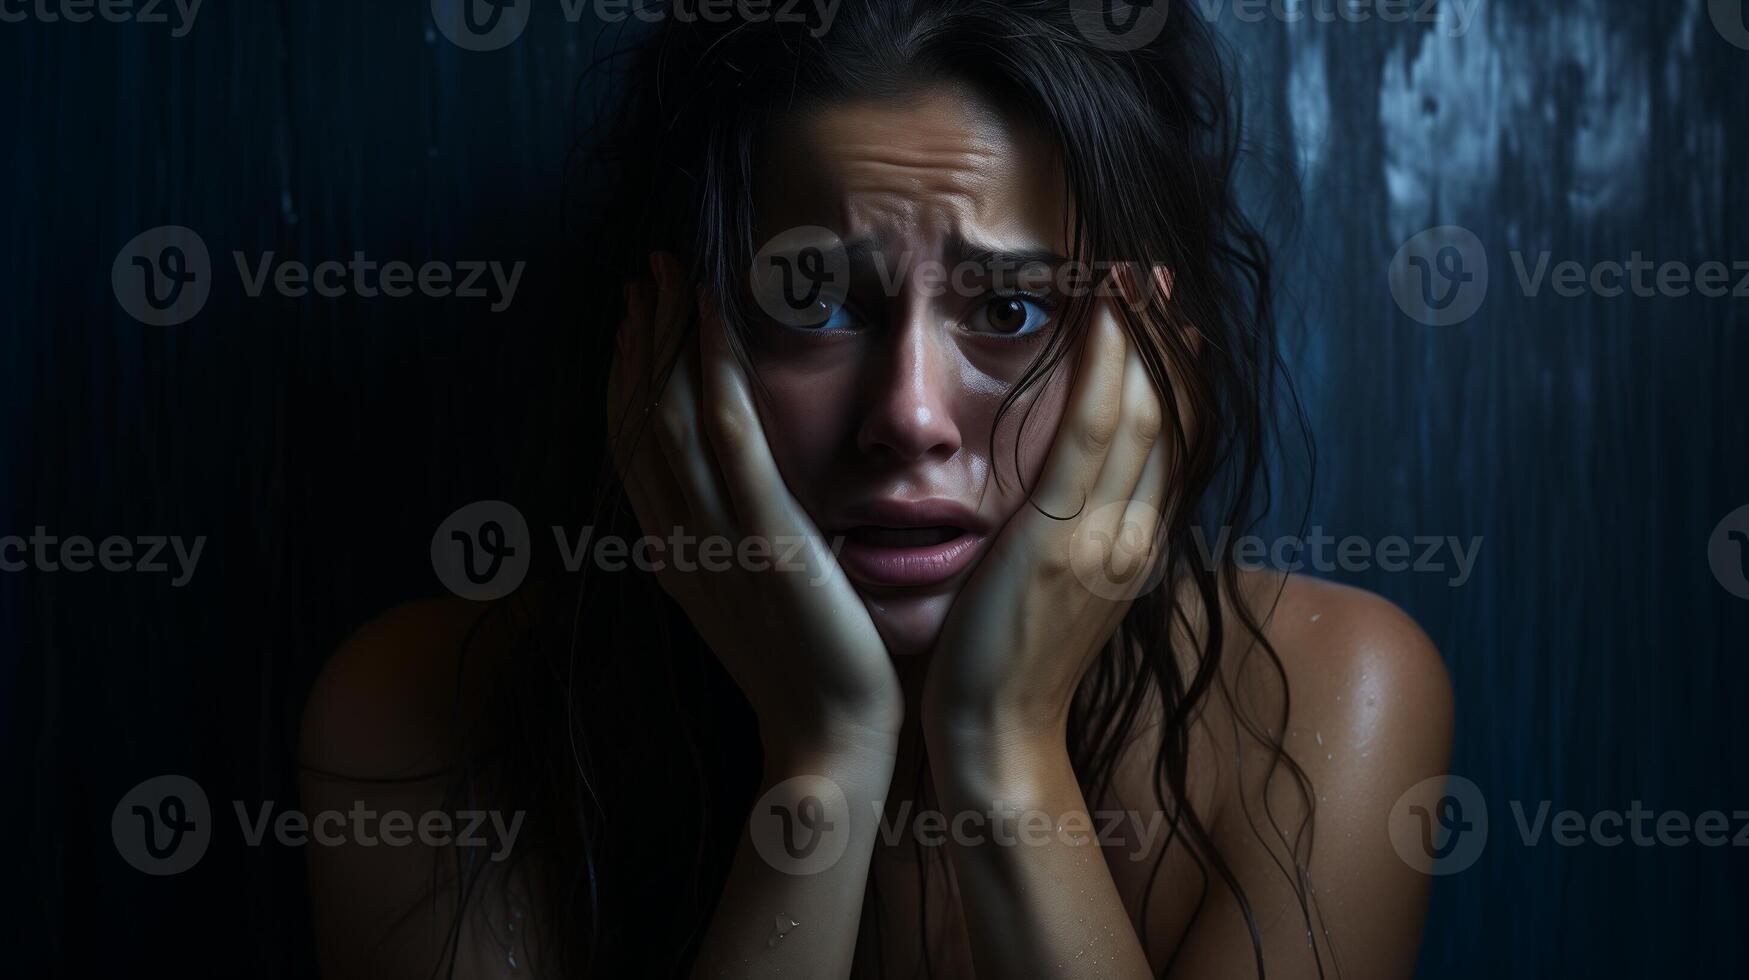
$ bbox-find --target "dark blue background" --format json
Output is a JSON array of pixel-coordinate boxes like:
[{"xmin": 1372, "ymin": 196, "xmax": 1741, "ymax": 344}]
[{"xmin": 3, "ymin": 1, "xmax": 1746, "ymax": 976}]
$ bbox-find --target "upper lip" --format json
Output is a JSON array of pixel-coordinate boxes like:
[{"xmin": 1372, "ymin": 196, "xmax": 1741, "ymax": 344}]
[{"xmin": 828, "ymin": 498, "xmax": 988, "ymax": 536}]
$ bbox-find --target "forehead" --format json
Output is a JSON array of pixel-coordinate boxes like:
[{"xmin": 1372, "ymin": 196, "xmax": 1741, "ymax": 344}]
[{"xmin": 754, "ymin": 85, "xmax": 1067, "ymax": 254}]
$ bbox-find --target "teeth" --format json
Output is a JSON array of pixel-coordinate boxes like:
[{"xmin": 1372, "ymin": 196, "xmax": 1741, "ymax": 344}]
[{"xmin": 851, "ymin": 525, "xmax": 962, "ymax": 548}]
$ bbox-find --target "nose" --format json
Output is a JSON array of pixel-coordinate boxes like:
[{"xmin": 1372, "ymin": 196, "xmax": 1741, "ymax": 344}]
[{"xmin": 856, "ymin": 313, "xmax": 963, "ymax": 463}]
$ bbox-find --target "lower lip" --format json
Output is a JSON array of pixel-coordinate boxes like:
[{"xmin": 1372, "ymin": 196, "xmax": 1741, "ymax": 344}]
[{"xmin": 832, "ymin": 531, "xmax": 985, "ymax": 588}]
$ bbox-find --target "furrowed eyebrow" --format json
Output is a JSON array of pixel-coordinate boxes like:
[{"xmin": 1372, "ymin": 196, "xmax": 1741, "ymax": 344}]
[
  {"xmin": 944, "ymin": 230, "xmax": 1066, "ymax": 274},
  {"xmin": 841, "ymin": 237, "xmax": 881, "ymax": 265},
  {"xmin": 837, "ymin": 234, "xmax": 1066, "ymax": 271}
]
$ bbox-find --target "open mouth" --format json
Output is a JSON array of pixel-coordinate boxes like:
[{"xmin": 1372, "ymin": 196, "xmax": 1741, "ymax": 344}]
[
  {"xmin": 841, "ymin": 525, "xmax": 965, "ymax": 548},
  {"xmin": 831, "ymin": 523, "xmax": 983, "ymax": 589}
]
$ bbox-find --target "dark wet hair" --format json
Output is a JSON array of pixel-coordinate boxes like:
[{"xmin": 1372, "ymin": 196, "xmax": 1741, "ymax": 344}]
[{"xmin": 441, "ymin": 2, "xmax": 1321, "ymax": 976}]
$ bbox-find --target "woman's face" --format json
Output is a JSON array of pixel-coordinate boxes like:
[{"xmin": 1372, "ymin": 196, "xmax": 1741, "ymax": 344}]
[{"xmin": 745, "ymin": 86, "xmax": 1077, "ymax": 657}]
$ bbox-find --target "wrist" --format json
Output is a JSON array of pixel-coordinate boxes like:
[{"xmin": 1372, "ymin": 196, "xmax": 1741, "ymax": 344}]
[
  {"xmin": 763, "ymin": 714, "xmax": 901, "ymax": 776},
  {"xmin": 923, "ymin": 720, "xmax": 1070, "ymax": 802}
]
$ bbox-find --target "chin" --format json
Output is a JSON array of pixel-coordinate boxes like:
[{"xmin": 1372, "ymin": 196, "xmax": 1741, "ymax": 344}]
[{"xmin": 861, "ymin": 590, "xmax": 955, "ymax": 658}]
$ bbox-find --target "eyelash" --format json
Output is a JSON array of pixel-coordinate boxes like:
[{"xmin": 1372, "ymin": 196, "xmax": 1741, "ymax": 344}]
[
  {"xmin": 783, "ymin": 289, "xmax": 1058, "ymax": 337},
  {"xmin": 974, "ymin": 290, "xmax": 1056, "ymax": 338}
]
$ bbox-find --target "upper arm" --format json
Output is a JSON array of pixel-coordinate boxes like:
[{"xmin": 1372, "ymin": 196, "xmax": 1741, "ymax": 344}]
[
  {"xmin": 299, "ymin": 598, "xmax": 533, "ymax": 980},
  {"xmin": 1170, "ymin": 576, "xmax": 1455, "ymax": 979}
]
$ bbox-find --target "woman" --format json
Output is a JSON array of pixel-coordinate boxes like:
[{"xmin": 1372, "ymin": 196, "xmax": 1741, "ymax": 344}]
[{"xmin": 300, "ymin": 3, "xmax": 1453, "ymax": 977}]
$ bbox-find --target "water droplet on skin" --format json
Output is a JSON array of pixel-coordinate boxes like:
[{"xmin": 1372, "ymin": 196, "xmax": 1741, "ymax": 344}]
[
  {"xmin": 1310, "ymin": 613, "xmax": 1321, "ymax": 622},
  {"xmin": 1315, "ymin": 731, "xmax": 1324, "ymax": 746},
  {"xmin": 1326, "ymin": 753, "xmax": 1333, "ymax": 760},
  {"xmin": 767, "ymin": 914, "xmax": 800, "ymax": 948},
  {"xmin": 507, "ymin": 948, "xmax": 518, "ymax": 969}
]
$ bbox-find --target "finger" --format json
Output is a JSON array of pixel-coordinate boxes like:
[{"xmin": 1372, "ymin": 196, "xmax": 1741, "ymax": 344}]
[
  {"xmin": 607, "ymin": 281, "xmax": 654, "ymax": 478},
  {"xmin": 696, "ymin": 291, "xmax": 818, "ymax": 540},
  {"xmin": 652, "ymin": 334, "xmax": 736, "ymax": 536},
  {"xmin": 1015, "ymin": 303, "xmax": 1128, "ymax": 528},
  {"xmin": 632, "ymin": 250, "xmax": 697, "ymax": 536},
  {"xmin": 610, "ymin": 276, "xmax": 689, "ymax": 543},
  {"xmin": 1085, "ymin": 332, "xmax": 1164, "ymax": 547},
  {"xmin": 1107, "ymin": 435, "xmax": 1169, "ymax": 593},
  {"xmin": 649, "ymin": 251, "xmax": 688, "ymax": 392}
]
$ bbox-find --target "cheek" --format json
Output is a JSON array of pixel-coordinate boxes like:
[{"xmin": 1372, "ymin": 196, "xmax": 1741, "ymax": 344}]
[
  {"xmin": 982, "ymin": 358, "xmax": 1074, "ymax": 505},
  {"xmin": 746, "ymin": 359, "xmax": 857, "ymax": 503}
]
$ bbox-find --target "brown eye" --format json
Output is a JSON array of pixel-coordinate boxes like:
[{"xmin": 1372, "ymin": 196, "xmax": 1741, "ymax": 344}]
[
  {"xmin": 987, "ymin": 297, "xmax": 1026, "ymax": 332},
  {"xmin": 975, "ymin": 295, "xmax": 1049, "ymax": 336}
]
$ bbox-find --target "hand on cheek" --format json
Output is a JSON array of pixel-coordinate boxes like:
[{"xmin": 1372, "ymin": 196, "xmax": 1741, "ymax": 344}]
[
  {"xmin": 923, "ymin": 302, "xmax": 1170, "ymax": 755},
  {"xmin": 606, "ymin": 253, "xmax": 903, "ymax": 750}
]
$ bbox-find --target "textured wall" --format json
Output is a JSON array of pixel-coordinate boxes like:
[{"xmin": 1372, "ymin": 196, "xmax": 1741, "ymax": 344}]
[{"xmin": 2, "ymin": 1, "xmax": 1745, "ymax": 976}]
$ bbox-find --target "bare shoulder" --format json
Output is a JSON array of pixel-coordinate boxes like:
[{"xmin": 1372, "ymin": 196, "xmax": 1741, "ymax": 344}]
[
  {"xmin": 299, "ymin": 597, "xmax": 534, "ymax": 980},
  {"xmin": 1101, "ymin": 571, "xmax": 1454, "ymax": 971},
  {"xmin": 1170, "ymin": 571, "xmax": 1455, "ymax": 978},
  {"xmin": 1242, "ymin": 570, "xmax": 1454, "ymax": 754},
  {"xmin": 299, "ymin": 596, "xmax": 512, "ymax": 778}
]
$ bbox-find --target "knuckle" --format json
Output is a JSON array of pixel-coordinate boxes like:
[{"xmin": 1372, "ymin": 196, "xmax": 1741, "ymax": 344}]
[
  {"xmin": 707, "ymin": 404, "xmax": 748, "ymax": 450},
  {"xmin": 1129, "ymin": 395, "xmax": 1163, "ymax": 444},
  {"xmin": 657, "ymin": 405, "xmax": 690, "ymax": 448},
  {"xmin": 1081, "ymin": 400, "xmax": 1120, "ymax": 451},
  {"xmin": 1034, "ymin": 534, "xmax": 1076, "ymax": 579}
]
